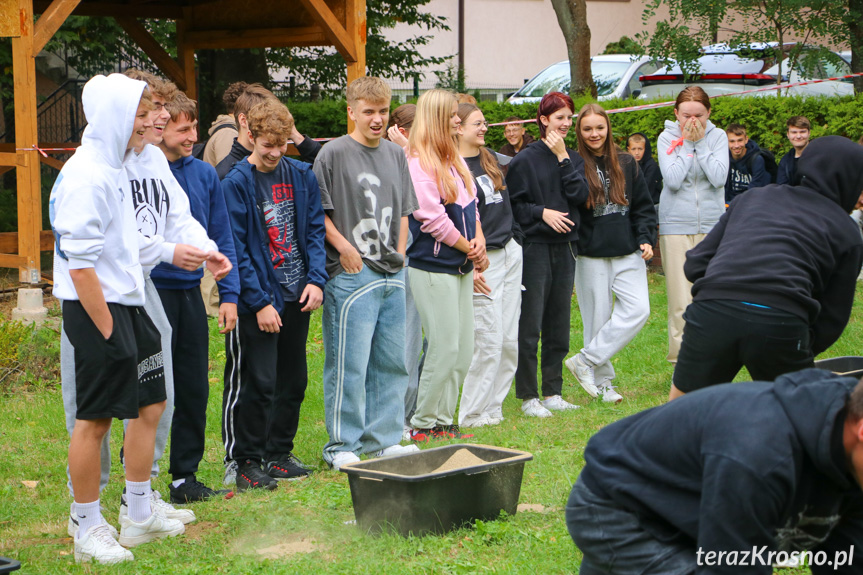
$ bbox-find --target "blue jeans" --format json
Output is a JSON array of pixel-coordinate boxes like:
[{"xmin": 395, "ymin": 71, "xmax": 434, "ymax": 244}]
[
  {"xmin": 567, "ymin": 479, "xmax": 696, "ymax": 575},
  {"xmin": 322, "ymin": 267, "xmax": 408, "ymax": 461}
]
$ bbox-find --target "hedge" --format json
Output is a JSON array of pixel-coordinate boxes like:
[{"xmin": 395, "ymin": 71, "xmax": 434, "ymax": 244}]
[{"xmin": 282, "ymin": 94, "xmax": 863, "ymax": 157}]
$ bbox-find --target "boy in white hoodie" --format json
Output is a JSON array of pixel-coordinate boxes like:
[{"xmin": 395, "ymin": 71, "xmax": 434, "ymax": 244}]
[{"xmin": 51, "ymin": 74, "xmax": 228, "ymax": 564}]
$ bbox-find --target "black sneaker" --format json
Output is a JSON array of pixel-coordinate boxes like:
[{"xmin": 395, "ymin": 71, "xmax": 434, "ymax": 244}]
[
  {"xmin": 441, "ymin": 424, "xmax": 474, "ymax": 439},
  {"xmin": 169, "ymin": 475, "xmax": 231, "ymax": 503},
  {"xmin": 236, "ymin": 460, "xmax": 277, "ymax": 492},
  {"xmin": 266, "ymin": 454, "xmax": 312, "ymax": 481}
]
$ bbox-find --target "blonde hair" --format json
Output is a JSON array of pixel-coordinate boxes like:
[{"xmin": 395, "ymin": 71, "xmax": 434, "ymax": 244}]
[
  {"xmin": 408, "ymin": 89, "xmax": 474, "ymax": 204},
  {"xmin": 247, "ymin": 99, "xmax": 294, "ymax": 145},
  {"xmin": 347, "ymin": 76, "xmax": 391, "ymax": 107},
  {"xmin": 166, "ymin": 93, "xmax": 198, "ymax": 123}
]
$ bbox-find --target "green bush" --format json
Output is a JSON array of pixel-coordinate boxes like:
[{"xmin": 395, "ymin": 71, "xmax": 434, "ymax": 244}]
[
  {"xmin": 0, "ymin": 316, "xmax": 61, "ymax": 391},
  {"xmin": 282, "ymin": 94, "xmax": 863, "ymax": 157}
]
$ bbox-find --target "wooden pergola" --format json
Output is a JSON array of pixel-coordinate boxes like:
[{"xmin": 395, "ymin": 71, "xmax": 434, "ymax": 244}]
[{"xmin": 1, "ymin": 0, "xmax": 366, "ymax": 284}]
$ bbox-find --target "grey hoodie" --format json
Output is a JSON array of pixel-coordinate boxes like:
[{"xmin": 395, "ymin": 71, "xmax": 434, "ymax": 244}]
[{"xmin": 657, "ymin": 119, "xmax": 729, "ymax": 235}]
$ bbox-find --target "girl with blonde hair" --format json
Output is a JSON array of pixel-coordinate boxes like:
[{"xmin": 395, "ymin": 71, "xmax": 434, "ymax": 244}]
[{"xmin": 406, "ymin": 89, "xmax": 486, "ymax": 441}]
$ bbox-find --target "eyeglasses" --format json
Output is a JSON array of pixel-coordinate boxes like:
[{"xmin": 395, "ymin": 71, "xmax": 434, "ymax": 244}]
[
  {"xmin": 504, "ymin": 127, "xmax": 523, "ymax": 135},
  {"xmin": 152, "ymin": 102, "xmax": 166, "ymax": 111},
  {"xmin": 470, "ymin": 121, "xmax": 489, "ymax": 129}
]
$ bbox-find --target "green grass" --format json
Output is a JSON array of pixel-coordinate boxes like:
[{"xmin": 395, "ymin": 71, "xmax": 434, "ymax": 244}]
[{"xmin": 2, "ymin": 272, "xmax": 862, "ymax": 573}]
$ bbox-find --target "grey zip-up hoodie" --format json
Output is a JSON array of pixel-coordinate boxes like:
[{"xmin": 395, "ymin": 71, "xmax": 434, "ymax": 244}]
[{"xmin": 657, "ymin": 119, "xmax": 729, "ymax": 235}]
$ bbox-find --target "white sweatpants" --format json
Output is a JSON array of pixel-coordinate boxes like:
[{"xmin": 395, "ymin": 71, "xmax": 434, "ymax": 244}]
[
  {"xmin": 573, "ymin": 252, "xmax": 650, "ymax": 384},
  {"xmin": 459, "ymin": 238, "xmax": 523, "ymax": 425}
]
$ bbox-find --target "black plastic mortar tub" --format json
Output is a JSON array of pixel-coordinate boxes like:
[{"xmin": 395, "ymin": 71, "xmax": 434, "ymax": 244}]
[
  {"xmin": 0, "ymin": 557, "xmax": 20, "ymax": 574},
  {"xmin": 340, "ymin": 443, "xmax": 532, "ymax": 537},
  {"xmin": 814, "ymin": 357, "xmax": 863, "ymax": 378}
]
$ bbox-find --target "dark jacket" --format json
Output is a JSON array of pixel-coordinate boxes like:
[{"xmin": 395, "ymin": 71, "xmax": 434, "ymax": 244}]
[
  {"xmin": 464, "ymin": 151, "xmax": 523, "ymax": 249},
  {"xmin": 216, "ymin": 135, "xmax": 323, "ymax": 180},
  {"xmin": 685, "ymin": 136, "xmax": 863, "ymax": 355},
  {"xmin": 632, "ymin": 132, "xmax": 662, "ymax": 204},
  {"xmin": 150, "ymin": 155, "xmax": 240, "ymax": 304},
  {"xmin": 777, "ymin": 148, "xmax": 800, "ymax": 185},
  {"xmin": 221, "ymin": 157, "xmax": 327, "ymax": 315},
  {"xmin": 725, "ymin": 139, "xmax": 770, "ymax": 203},
  {"xmin": 498, "ymin": 132, "xmax": 536, "ymax": 158},
  {"xmin": 576, "ymin": 153, "xmax": 656, "ymax": 258},
  {"xmin": 579, "ymin": 369, "xmax": 863, "ymax": 574},
  {"xmin": 506, "ymin": 141, "xmax": 589, "ymax": 244}
]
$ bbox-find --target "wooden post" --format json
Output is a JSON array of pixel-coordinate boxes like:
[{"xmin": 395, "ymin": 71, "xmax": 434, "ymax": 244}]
[
  {"xmin": 13, "ymin": 0, "xmax": 42, "ymax": 283},
  {"xmin": 345, "ymin": 0, "xmax": 366, "ymax": 132},
  {"xmin": 176, "ymin": 13, "xmax": 197, "ymax": 100}
]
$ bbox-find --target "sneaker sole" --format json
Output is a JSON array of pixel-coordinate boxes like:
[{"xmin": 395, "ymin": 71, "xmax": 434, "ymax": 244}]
[
  {"xmin": 236, "ymin": 482, "xmax": 278, "ymax": 492},
  {"xmin": 118, "ymin": 523, "xmax": 184, "ymax": 548},
  {"xmin": 74, "ymin": 550, "xmax": 133, "ymax": 565},
  {"xmin": 272, "ymin": 474, "xmax": 310, "ymax": 482}
]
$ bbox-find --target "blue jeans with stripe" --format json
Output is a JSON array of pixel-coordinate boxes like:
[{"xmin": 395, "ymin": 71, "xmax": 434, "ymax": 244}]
[{"xmin": 322, "ymin": 266, "xmax": 408, "ymax": 462}]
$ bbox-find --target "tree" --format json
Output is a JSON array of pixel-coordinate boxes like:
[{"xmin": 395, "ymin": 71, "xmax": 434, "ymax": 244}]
[
  {"xmin": 550, "ymin": 0, "xmax": 597, "ymax": 98},
  {"xmin": 267, "ymin": 0, "xmax": 450, "ymax": 95},
  {"xmin": 635, "ymin": 0, "xmax": 845, "ymax": 89}
]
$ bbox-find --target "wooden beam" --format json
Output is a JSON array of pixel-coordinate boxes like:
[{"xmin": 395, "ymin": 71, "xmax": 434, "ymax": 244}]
[
  {"xmin": 0, "ymin": 142, "xmax": 79, "ymax": 154},
  {"xmin": 0, "ymin": 254, "xmax": 27, "ymax": 269},
  {"xmin": 39, "ymin": 155, "xmax": 65, "ymax": 171},
  {"xmin": 183, "ymin": 27, "xmax": 329, "ymax": 51},
  {"xmin": 0, "ymin": 152, "xmax": 24, "ymax": 166},
  {"xmin": 33, "ymin": 0, "xmax": 81, "ymax": 54},
  {"xmin": 12, "ymin": 0, "xmax": 42, "ymax": 283},
  {"xmin": 345, "ymin": 0, "xmax": 366, "ymax": 132},
  {"xmin": 298, "ymin": 0, "xmax": 357, "ymax": 62},
  {"xmin": 115, "ymin": 16, "xmax": 186, "ymax": 90},
  {"xmin": 0, "ymin": 231, "xmax": 54, "ymax": 254},
  {"xmin": 175, "ymin": 16, "xmax": 196, "ymax": 100},
  {"xmin": 33, "ymin": 1, "xmax": 183, "ymax": 19}
]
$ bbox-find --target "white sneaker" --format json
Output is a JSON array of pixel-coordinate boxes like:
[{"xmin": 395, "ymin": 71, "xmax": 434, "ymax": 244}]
[
  {"xmin": 67, "ymin": 503, "xmax": 118, "ymax": 538},
  {"xmin": 402, "ymin": 425, "xmax": 413, "ymax": 442},
  {"xmin": 118, "ymin": 505, "xmax": 185, "ymax": 548},
  {"xmin": 373, "ymin": 444, "xmax": 420, "ymax": 458},
  {"xmin": 74, "ymin": 523, "xmax": 134, "ymax": 564},
  {"xmin": 521, "ymin": 398, "xmax": 553, "ymax": 418},
  {"xmin": 120, "ymin": 490, "xmax": 196, "ymax": 525},
  {"xmin": 566, "ymin": 354, "xmax": 600, "ymax": 398},
  {"xmin": 599, "ymin": 381, "xmax": 624, "ymax": 404},
  {"xmin": 541, "ymin": 395, "xmax": 580, "ymax": 411},
  {"xmin": 329, "ymin": 451, "xmax": 361, "ymax": 471},
  {"xmin": 223, "ymin": 460, "xmax": 238, "ymax": 486},
  {"xmin": 486, "ymin": 412, "xmax": 504, "ymax": 425},
  {"xmin": 461, "ymin": 416, "xmax": 491, "ymax": 428}
]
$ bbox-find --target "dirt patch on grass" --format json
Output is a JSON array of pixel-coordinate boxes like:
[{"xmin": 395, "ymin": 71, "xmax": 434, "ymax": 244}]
[
  {"xmin": 517, "ymin": 504, "xmax": 559, "ymax": 514},
  {"xmin": 256, "ymin": 535, "xmax": 322, "ymax": 558},
  {"xmin": 184, "ymin": 520, "xmax": 219, "ymax": 541}
]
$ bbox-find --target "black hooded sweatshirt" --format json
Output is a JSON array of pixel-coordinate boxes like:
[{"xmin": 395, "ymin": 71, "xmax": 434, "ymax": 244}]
[
  {"xmin": 684, "ymin": 136, "xmax": 863, "ymax": 355},
  {"xmin": 580, "ymin": 369, "xmax": 863, "ymax": 574},
  {"xmin": 631, "ymin": 132, "xmax": 662, "ymax": 204}
]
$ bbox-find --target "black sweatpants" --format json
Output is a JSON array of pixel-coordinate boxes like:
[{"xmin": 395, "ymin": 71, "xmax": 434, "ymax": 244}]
[
  {"xmin": 673, "ymin": 299, "xmax": 814, "ymax": 393},
  {"xmin": 515, "ymin": 241, "xmax": 577, "ymax": 400},
  {"xmin": 157, "ymin": 287, "xmax": 210, "ymax": 480},
  {"xmin": 222, "ymin": 301, "xmax": 310, "ymax": 464}
]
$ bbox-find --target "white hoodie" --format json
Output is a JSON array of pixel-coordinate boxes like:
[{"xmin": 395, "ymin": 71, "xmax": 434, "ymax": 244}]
[
  {"xmin": 124, "ymin": 145, "xmax": 217, "ymax": 275},
  {"xmin": 50, "ymin": 74, "xmax": 152, "ymax": 305}
]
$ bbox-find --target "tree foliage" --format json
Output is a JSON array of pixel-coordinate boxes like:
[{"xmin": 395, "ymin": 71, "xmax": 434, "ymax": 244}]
[
  {"xmin": 267, "ymin": 0, "xmax": 450, "ymax": 95},
  {"xmin": 634, "ymin": 0, "xmax": 846, "ymax": 85}
]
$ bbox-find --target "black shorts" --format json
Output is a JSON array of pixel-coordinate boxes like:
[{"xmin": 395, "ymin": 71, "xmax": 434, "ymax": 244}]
[{"xmin": 63, "ymin": 301, "xmax": 166, "ymax": 420}]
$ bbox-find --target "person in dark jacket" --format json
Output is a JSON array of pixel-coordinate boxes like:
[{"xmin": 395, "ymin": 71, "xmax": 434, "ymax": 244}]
[
  {"xmin": 668, "ymin": 136, "xmax": 863, "ymax": 400},
  {"xmin": 215, "ymin": 83, "xmax": 321, "ymax": 180},
  {"xmin": 564, "ymin": 104, "xmax": 656, "ymax": 405},
  {"xmin": 220, "ymin": 99, "xmax": 327, "ymax": 491},
  {"xmin": 507, "ymin": 92, "xmax": 589, "ymax": 418},
  {"xmin": 153, "ymin": 93, "xmax": 240, "ymax": 503},
  {"xmin": 777, "ymin": 115, "xmax": 811, "ymax": 185},
  {"xmin": 568, "ymin": 369, "xmax": 863, "ymax": 574},
  {"xmin": 498, "ymin": 116, "xmax": 535, "ymax": 157},
  {"xmin": 625, "ymin": 132, "xmax": 662, "ymax": 205},
  {"xmin": 724, "ymin": 123, "xmax": 770, "ymax": 203}
]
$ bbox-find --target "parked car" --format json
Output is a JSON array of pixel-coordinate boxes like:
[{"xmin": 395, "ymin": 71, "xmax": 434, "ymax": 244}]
[
  {"xmin": 638, "ymin": 43, "xmax": 853, "ymax": 100},
  {"xmin": 506, "ymin": 55, "xmax": 660, "ymax": 104}
]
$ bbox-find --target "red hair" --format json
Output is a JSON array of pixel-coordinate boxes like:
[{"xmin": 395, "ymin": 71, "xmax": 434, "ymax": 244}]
[{"xmin": 537, "ymin": 92, "xmax": 575, "ymax": 138}]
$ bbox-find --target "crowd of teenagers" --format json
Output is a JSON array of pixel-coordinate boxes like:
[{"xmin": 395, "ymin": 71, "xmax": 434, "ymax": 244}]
[{"xmin": 51, "ymin": 69, "xmax": 863, "ymax": 566}]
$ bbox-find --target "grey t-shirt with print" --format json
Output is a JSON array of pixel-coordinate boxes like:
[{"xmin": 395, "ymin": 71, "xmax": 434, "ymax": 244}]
[{"xmin": 313, "ymin": 135, "xmax": 418, "ymax": 277}]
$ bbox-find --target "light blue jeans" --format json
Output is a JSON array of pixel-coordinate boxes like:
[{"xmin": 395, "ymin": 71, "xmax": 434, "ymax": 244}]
[{"xmin": 322, "ymin": 266, "xmax": 408, "ymax": 462}]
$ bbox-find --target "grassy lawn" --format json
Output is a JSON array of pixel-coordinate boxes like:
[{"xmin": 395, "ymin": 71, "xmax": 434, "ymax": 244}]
[{"xmin": 1, "ymin": 271, "xmax": 861, "ymax": 573}]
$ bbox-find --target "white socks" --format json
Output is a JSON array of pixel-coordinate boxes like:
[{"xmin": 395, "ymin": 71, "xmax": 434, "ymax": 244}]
[
  {"xmin": 74, "ymin": 499, "xmax": 102, "ymax": 540},
  {"xmin": 125, "ymin": 480, "xmax": 152, "ymax": 523},
  {"xmin": 171, "ymin": 478, "xmax": 186, "ymax": 488}
]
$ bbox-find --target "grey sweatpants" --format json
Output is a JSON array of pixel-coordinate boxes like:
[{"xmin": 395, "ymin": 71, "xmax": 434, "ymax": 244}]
[
  {"xmin": 573, "ymin": 253, "xmax": 650, "ymax": 384},
  {"xmin": 63, "ymin": 276, "xmax": 175, "ymax": 496}
]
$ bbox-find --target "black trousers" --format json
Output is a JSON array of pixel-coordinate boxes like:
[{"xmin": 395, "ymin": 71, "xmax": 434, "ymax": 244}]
[
  {"xmin": 157, "ymin": 287, "xmax": 210, "ymax": 480},
  {"xmin": 673, "ymin": 299, "xmax": 814, "ymax": 393},
  {"xmin": 222, "ymin": 301, "xmax": 310, "ymax": 464},
  {"xmin": 514, "ymin": 241, "xmax": 577, "ymax": 400}
]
